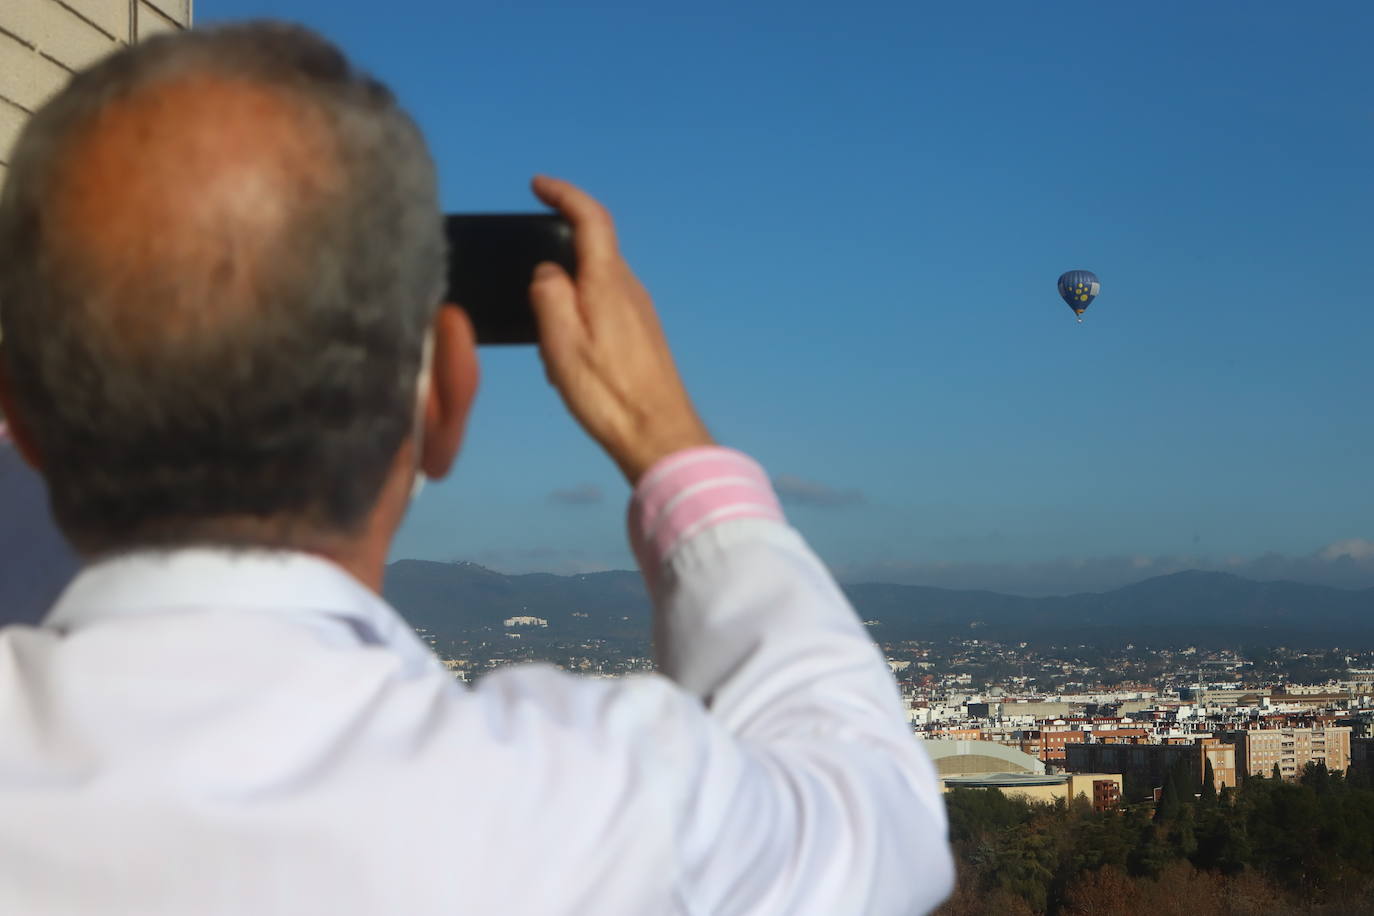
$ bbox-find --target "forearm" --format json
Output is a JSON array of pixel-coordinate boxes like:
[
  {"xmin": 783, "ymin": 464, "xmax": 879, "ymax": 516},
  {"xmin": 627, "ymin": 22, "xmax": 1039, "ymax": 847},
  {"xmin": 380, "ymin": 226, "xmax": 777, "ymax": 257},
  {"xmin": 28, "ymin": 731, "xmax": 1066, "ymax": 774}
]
[
  {"xmin": 629, "ymin": 447, "xmax": 953, "ymax": 914},
  {"xmin": 631, "ymin": 448, "xmax": 905, "ymax": 731}
]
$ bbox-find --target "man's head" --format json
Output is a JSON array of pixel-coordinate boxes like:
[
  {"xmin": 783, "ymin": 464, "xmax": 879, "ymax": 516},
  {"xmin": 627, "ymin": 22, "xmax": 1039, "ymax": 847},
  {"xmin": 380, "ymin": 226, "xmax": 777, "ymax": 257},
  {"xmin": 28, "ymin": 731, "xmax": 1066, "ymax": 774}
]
[{"xmin": 0, "ymin": 23, "xmax": 476, "ymax": 560}]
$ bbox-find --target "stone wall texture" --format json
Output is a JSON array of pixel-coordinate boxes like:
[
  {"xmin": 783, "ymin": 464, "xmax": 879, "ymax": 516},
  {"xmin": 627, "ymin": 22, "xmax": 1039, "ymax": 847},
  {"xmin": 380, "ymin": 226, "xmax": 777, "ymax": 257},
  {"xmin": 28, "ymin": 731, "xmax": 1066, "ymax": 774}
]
[{"xmin": 0, "ymin": 0, "xmax": 192, "ymax": 188}]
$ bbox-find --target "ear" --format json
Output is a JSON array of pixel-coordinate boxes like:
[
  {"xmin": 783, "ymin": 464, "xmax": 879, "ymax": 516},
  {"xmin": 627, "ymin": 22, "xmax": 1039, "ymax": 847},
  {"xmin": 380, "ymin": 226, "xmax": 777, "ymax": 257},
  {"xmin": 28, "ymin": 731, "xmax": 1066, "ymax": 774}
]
[
  {"xmin": 0, "ymin": 346, "xmax": 43, "ymax": 471},
  {"xmin": 419, "ymin": 306, "xmax": 479, "ymax": 480}
]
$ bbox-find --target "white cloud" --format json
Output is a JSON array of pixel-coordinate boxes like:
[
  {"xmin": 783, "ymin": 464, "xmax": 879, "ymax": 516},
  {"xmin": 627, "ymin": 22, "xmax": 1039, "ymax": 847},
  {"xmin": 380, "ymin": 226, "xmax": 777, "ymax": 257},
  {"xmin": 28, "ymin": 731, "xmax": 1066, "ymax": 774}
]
[{"xmin": 1318, "ymin": 538, "xmax": 1374, "ymax": 561}]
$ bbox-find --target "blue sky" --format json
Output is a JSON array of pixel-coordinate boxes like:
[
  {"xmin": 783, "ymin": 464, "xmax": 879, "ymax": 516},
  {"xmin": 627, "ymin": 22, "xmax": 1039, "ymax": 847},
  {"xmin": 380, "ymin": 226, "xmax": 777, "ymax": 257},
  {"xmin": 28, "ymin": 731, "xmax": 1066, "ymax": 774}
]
[{"xmin": 199, "ymin": 0, "xmax": 1374, "ymax": 593}]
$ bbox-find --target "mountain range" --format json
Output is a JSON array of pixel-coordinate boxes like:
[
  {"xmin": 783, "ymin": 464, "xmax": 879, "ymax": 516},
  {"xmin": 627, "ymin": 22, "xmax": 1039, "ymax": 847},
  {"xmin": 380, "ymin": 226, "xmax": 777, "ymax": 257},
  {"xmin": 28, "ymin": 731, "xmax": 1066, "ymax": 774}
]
[
  {"xmin": 4, "ymin": 465, "xmax": 1372, "ymax": 651},
  {"xmin": 384, "ymin": 560, "xmax": 1374, "ymax": 650}
]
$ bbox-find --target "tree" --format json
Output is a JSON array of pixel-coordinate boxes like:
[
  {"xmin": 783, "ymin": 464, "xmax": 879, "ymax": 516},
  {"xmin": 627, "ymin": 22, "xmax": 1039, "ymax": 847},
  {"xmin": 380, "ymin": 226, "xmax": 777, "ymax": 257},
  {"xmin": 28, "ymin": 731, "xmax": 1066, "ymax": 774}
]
[
  {"xmin": 939, "ymin": 765, "xmax": 1374, "ymax": 915},
  {"xmin": 1155, "ymin": 772, "xmax": 1181, "ymax": 823},
  {"xmin": 1128, "ymin": 822, "xmax": 1173, "ymax": 879},
  {"xmin": 1136, "ymin": 862, "xmax": 1225, "ymax": 915},
  {"xmin": 944, "ymin": 787, "xmax": 1034, "ymax": 844},
  {"xmin": 1192, "ymin": 805, "xmax": 1250, "ymax": 875},
  {"xmin": 1271, "ymin": 762, "xmax": 1281, "ymax": 781},
  {"xmin": 1201, "ymin": 758, "xmax": 1217, "ymax": 804},
  {"xmin": 1060, "ymin": 865, "xmax": 1134, "ymax": 916},
  {"xmin": 1300, "ymin": 760, "xmax": 1329, "ymax": 791},
  {"xmin": 1167, "ymin": 803, "xmax": 1199, "ymax": 859}
]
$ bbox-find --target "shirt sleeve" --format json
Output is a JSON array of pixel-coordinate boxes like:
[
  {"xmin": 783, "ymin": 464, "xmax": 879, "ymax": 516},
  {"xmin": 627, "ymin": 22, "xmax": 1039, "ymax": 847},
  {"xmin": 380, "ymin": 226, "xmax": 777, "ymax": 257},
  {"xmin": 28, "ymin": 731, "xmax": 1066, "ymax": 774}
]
[{"xmin": 628, "ymin": 447, "xmax": 954, "ymax": 915}]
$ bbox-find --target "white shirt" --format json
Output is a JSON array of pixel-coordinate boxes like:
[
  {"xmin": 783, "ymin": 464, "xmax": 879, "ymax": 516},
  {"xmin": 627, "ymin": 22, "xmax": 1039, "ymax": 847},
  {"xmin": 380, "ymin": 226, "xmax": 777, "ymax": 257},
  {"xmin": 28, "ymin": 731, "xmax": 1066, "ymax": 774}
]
[{"xmin": 0, "ymin": 448, "xmax": 953, "ymax": 915}]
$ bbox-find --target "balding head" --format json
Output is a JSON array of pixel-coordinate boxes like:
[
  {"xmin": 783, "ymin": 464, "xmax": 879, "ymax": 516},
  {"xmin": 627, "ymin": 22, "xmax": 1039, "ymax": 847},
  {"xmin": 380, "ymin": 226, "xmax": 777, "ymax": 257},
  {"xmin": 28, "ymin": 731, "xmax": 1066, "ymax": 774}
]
[
  {"xmin": 0, "ymin": 23, "xmax": 446, "ymax": 555},
  {"xmin": 49, "ymin": 73, "xmax": 343, "ymax": 353}
]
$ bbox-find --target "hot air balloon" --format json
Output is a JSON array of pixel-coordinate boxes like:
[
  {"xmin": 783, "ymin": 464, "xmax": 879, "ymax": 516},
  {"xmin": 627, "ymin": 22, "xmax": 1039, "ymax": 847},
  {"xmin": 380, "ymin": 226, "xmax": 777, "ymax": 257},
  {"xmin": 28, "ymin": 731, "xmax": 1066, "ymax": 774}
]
[{"xmin": 1057, "ymin": 270, "xmax": 1100, "ymax": 323}]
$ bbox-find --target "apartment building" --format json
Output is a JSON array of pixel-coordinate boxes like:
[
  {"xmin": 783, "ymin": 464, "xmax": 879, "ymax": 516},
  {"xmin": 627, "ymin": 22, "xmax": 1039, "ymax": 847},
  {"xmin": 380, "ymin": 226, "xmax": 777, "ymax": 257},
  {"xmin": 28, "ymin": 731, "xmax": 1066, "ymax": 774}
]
[
  {"xmin": 1227, "ymin": 726, "xmax": 1352, "ymax": 780},
  {"xmin": 1039, "ymin": 721, "xmax": 1088, "ymax": 763},
  {"xmin": 1065, "ymin": 737, "xmax": 1237, "ymax": 794},
  {"xmin": 942, "ymin": 773, "xmax": 1124, "ymax": 813}
]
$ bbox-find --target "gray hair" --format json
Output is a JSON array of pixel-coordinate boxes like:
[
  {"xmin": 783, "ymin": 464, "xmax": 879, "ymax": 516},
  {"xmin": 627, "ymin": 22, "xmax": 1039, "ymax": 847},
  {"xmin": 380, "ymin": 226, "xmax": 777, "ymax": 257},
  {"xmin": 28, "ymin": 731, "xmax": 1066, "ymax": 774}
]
[{"xmin": 0, "ymin": 22, "xmax": 445, "ymax": 554}]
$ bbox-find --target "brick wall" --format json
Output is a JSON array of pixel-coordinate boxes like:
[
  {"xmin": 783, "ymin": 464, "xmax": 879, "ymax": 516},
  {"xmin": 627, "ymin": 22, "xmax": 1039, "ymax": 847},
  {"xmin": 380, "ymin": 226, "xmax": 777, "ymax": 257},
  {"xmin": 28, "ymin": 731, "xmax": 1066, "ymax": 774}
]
[{"xmin": 0, "ymin": 0, "xmax": 191, "ymax": 188}]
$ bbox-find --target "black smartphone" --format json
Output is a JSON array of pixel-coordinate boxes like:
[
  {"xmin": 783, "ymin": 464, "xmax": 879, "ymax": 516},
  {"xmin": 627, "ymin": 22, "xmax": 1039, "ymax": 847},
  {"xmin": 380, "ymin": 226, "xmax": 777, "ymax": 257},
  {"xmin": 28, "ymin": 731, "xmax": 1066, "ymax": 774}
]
[{"xmin": 443, "ymin": 213, "xmax": 576, "ymax": 345}]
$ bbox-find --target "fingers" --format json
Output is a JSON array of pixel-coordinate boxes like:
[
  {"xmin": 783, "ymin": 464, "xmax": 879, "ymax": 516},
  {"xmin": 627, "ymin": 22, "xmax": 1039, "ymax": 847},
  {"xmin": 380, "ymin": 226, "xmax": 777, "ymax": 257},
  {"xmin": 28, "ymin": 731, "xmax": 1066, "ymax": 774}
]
[
  {"xmin": 528, "ymin": 261, "xmax": 581, "ymax": 378},
  {"xmin": 531, "ymin": 175, "xmax": 618, "ymax": 269},
  {"xmin": 527, "ymin": 176, "xmax": 714, "ymax": 482}
]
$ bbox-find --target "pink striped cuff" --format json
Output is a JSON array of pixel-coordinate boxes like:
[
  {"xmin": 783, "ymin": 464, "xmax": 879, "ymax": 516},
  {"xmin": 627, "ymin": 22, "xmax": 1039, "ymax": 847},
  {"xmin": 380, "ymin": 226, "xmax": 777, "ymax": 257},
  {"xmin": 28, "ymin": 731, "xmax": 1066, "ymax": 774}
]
[{"xmin": 629, "ymin": 447, "xmax": 785, "ymax": 570}]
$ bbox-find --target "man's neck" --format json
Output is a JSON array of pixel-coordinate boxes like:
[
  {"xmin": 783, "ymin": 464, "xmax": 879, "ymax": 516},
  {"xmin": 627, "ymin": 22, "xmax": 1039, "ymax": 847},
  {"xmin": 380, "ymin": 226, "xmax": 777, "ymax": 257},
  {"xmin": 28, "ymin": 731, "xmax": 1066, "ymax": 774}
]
[
  {"xmin": 86, "ymin": 520, "xmax": 392, "ymax": 597},
  {"xmin": 76, "ymin": 448, "xmax": 415, "ymax": 599},
  {"xmin": 311, "ymin": 541, "xmax": 387, "ymax": 594}
]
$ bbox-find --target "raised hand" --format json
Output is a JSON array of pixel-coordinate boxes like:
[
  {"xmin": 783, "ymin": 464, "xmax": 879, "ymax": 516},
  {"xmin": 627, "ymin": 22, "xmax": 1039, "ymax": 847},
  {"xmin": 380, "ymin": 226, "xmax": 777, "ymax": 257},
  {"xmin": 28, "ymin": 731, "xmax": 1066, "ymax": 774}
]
[{"xmin": 528, "ymin": 176, "xmax": 713, "ymax": 484}]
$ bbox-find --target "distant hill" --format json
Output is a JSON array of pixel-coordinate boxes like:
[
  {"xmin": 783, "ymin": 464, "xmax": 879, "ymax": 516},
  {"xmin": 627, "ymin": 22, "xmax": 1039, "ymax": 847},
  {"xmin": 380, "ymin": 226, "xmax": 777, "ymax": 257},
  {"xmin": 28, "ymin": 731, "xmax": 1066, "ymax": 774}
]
[
  {"xmin": 385, "ymin": 562, "xmax": 1374, "ymax": 650},
  {"xmin": 849, "ymin": 569, "xmax": 1374, "ymax": 646},
  {"xmin": 4, "ymin": 512, "xmax": 1370, "ymax": 648},
  {"xmin": 384, "ymin": 559, "xmax": 651, "ymax": 647}
]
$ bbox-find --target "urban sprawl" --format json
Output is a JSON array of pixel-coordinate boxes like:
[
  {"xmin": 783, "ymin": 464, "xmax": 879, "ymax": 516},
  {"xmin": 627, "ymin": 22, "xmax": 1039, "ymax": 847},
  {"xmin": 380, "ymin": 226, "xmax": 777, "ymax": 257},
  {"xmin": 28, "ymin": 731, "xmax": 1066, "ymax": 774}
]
[{"xmin": 419, "ymin": 617, "xmax": 1374, "ymax": 809}]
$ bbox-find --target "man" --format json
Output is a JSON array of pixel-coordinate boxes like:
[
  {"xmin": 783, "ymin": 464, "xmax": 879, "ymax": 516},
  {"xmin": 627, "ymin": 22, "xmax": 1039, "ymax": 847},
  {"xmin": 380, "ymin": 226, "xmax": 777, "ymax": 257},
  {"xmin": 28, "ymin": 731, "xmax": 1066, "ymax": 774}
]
[{"xmin": 0, "ymin": 22, "xmax": 952, "ymax": 916}]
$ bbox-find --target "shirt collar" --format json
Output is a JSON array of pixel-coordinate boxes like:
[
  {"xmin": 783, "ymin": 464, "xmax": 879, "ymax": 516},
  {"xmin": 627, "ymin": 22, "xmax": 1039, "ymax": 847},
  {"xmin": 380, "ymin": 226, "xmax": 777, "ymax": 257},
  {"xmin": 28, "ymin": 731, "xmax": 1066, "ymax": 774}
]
[{"xmin": 43, "ymin": 548, "xmax": 443, "ymax": 675}]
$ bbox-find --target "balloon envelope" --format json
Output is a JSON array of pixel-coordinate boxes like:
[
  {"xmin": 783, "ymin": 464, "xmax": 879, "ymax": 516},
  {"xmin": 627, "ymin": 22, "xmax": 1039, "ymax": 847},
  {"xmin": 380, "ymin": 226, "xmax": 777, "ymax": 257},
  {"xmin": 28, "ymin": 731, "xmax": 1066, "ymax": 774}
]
[{"xmin": 1057, "ymin": 270, "xmax": 1100, "ymax": 317}]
